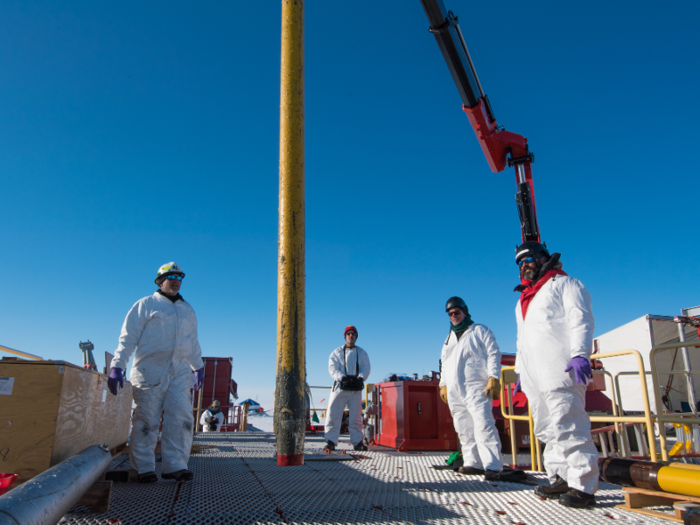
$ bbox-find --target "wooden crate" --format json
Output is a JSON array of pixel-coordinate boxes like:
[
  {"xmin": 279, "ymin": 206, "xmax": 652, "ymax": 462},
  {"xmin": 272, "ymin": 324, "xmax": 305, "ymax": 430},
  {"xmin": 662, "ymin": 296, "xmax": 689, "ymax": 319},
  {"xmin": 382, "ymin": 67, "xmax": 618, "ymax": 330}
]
[{"xmin": 0, "ymin": 359, "xmax": 133, "ymax": 485}]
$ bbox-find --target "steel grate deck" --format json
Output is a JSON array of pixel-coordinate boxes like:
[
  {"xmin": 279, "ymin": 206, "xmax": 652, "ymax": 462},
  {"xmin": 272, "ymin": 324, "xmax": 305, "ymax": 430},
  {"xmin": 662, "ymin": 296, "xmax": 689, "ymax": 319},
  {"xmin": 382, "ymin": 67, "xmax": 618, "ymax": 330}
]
[{"xmin": 60, "ymin": 432, "xmax": 676, "ymax": 524}]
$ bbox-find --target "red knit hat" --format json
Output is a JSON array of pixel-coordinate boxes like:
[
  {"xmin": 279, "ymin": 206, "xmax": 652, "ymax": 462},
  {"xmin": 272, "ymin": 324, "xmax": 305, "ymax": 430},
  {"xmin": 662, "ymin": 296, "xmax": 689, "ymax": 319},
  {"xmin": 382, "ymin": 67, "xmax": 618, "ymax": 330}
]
[{"xmin": 344, "ymin": 325, "xmax": 358, "ymax": 336}]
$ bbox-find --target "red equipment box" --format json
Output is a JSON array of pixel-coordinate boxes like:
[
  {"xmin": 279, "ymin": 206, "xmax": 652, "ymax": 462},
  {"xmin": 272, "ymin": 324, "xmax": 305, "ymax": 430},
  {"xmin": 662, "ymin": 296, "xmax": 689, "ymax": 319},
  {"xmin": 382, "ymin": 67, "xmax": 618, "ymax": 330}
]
[
  {"xmin": 373, "ymin": 379, "xmax": 458, "ymax": 451},
  {"xmin": 193, "ymin": 357, "xmax": 238, "ymax": 430}
]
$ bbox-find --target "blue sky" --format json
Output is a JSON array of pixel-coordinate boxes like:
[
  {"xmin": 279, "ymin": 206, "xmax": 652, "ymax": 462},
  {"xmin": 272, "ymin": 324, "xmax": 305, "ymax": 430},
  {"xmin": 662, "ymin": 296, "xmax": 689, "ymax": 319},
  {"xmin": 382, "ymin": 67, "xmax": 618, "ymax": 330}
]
[{"xmin": 0, "ymin": 1, "xmax": 697, "ymax": 409}]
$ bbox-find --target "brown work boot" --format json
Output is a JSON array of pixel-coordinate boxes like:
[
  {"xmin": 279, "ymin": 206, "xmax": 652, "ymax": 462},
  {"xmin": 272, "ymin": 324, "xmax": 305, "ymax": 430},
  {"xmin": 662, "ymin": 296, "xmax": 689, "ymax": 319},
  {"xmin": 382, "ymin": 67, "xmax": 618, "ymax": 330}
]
[
  {"xmin": 458, "ymin": 466, "xmax": 485, "ymax": 475},
  {"xmin": 534, "ymin": 475, "xmax": 569, "ymax": 499}
]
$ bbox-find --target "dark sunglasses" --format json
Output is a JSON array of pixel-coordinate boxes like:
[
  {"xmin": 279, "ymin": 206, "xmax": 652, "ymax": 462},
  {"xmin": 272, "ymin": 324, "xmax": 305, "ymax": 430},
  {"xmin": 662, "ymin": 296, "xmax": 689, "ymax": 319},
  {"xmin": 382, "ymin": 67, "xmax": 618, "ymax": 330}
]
[
  {"xmin": 518, "ymin": 255, "xmax": 545, "ymax": 267},
  {"xmin": 166, "ymin": 275, "xmax": 184, "ymax": 281},
  {"xmin": 447, "ymin": 310, "xmax": 463, "ymax": 318}
]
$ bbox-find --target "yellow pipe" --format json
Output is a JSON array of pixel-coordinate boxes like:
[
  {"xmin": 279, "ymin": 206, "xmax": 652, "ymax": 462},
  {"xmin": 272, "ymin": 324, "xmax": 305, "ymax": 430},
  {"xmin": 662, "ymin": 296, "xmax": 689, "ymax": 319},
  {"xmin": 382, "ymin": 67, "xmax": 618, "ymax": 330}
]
[
  {"xmin": 668, "ymin": 462, "xmax": 700, "ymax": 471},
  {"xmin": 275, "ymin": 0, "xmax": 306, "ymax": 466},
  {"xmin": 0, "ymin": 344, "xmax": 42, "ymax": 361},
  {"xmin": 657, "ymin": 466, "xmax": 700, "ymax": 497}
]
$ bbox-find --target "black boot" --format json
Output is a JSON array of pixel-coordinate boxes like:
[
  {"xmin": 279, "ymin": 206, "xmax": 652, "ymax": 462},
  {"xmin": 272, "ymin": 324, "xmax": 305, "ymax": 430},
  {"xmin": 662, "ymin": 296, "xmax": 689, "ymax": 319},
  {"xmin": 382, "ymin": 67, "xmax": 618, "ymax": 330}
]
[
  {"xmin": 324, "ymin": 440, "xmax": 336, "ymax": 452},
  {"xmin": 559, "ymin": 488, "xmax": 596, "ymax": 508},
  {"xmin": 484, "ymin": 470, "xmax": 501, "ymax": 481},
  {"xmin": 457, "ymin": 466, "xmax": 485, "ymax": 475},
  {"xmin": 534, "ymin": 475, "xmax": 569, "ymax": 499},
  {"xmin": 138, "ymin": 471, "xmax": 158, "ymax": 483},
  {"xmin": 161, "ymin": 469, "xmax": 194, "ymax": 481},
  {"xmin": 353, "ymin": 441, "xmax": 368, "ymax": 451}
]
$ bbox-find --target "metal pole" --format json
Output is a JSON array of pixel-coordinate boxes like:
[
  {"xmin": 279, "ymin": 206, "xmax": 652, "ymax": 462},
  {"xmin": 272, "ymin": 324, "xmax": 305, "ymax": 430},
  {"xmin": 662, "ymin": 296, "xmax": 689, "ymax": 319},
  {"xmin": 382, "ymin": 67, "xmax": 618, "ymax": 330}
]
[
  {"xmin": 0, "ymin": 444, "xmax": 112, "ymax": 525},
  {"xmin": 275, "ymin": 0, "xmax": 306, "ymax": 467},
  {"xmin": 678, "ymin": 309, "xmax": 698, "ymax": 415}
]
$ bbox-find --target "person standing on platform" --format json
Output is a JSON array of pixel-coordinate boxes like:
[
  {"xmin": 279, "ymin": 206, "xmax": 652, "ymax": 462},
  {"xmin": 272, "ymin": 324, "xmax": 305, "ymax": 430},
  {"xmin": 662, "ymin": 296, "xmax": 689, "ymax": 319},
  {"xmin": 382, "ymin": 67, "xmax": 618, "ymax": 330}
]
[
  {"xmin": 513, "ymin": 242, "xmax": 599, "ymax": 508},
  {"xmin": 108, "ymin": 262, "xmax": 205, "ymax": 483},
  {"xmin": 324, "ymin": 326, "xmax": 371, "ymax": 452},
  {"xmin": 439, "ymin": 296, "xmax": 503, "ymax": 481}
]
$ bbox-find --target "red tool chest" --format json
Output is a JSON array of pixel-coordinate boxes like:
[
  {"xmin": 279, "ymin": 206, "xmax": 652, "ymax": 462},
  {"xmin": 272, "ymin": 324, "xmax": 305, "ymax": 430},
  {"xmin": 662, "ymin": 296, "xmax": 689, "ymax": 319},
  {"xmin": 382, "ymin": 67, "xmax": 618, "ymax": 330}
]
[{"xmin": 373, "ymin": 379, "xmax": 458, "ymax": 451}]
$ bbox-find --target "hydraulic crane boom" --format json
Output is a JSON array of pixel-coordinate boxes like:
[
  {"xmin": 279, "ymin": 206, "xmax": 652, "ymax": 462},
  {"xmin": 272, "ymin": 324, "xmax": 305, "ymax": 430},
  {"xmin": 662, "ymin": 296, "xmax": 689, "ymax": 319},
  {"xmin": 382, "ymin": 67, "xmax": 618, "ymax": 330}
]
[{"xmin": 419, "ymin": 0, "xmax": 541, "ymax": 244}]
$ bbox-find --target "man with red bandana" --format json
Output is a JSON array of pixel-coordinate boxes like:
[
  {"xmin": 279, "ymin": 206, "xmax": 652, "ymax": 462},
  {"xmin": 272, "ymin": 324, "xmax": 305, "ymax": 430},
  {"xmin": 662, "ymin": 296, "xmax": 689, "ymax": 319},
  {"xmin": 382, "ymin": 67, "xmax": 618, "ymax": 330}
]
[
  {"xmin": 323, "ymin": 325, "xmax": 371, "ymax": 452},
  {"xmin": 513, "ymin": 242, "xmax": 598, "ymax": 508}
]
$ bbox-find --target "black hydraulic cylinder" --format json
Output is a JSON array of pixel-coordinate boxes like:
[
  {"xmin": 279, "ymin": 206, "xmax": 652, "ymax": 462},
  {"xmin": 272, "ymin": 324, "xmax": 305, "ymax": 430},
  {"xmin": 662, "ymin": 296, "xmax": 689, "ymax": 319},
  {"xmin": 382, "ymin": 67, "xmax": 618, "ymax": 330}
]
[
  {"xmin": 515, "ymin": 182, "xmax": 539, "ymax": 242},
  {"xmin": 419, "ymin": 0, "xmax": 482, "ymax": 108}
]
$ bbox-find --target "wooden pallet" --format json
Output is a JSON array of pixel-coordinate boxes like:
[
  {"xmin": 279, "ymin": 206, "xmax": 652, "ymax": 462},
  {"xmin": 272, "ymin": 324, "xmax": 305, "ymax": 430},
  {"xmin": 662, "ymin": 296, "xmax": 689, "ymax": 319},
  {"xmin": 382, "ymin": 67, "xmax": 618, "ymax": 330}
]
[{"xmin": 617, "ymin": 486, "xmax": 700, "ymax": 522}]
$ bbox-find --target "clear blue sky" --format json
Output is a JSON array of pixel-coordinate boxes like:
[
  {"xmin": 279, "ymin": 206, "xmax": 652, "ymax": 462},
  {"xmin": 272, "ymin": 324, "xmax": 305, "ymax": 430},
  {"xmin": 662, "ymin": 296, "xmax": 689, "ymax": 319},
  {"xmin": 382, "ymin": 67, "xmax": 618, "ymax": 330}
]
[{"xmin": 0, "ymin": 1, "xmax": 697, "ymax": 409}]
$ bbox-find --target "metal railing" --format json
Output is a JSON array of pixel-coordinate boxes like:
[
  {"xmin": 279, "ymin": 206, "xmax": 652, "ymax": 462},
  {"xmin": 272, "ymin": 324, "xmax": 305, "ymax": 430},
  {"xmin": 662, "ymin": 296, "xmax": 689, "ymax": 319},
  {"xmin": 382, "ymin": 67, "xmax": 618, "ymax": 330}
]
[
  {"xmin": 500, "ymin": 366, "xmax": 542, "ymax": 471},
  {"xmin": 501, "ymin": 349, "xmax": 657, "ymax": 469},
  {"xmin": 650, "ymin": 340, "xmax": 700, "ymax": 461}
]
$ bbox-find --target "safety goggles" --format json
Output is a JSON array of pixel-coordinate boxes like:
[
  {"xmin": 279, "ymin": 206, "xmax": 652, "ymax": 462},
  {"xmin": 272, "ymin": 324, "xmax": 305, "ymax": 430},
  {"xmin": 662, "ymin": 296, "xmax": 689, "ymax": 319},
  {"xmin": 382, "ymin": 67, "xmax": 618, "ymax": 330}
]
[
  {"xmin": 518, "ymin": 255, "xmax": 545, "ymax": 267},
  {"xmin": 166, "ymin": 274, "xmax": 184, "ymax": 281}
]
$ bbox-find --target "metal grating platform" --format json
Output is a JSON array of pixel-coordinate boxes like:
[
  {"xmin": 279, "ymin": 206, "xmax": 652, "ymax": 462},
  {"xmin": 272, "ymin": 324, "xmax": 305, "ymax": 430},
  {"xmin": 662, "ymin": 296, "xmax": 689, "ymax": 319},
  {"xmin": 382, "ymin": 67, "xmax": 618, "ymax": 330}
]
[{"xmin": 60, "ymin": 432, "xmax": 677, "ymax": 524}]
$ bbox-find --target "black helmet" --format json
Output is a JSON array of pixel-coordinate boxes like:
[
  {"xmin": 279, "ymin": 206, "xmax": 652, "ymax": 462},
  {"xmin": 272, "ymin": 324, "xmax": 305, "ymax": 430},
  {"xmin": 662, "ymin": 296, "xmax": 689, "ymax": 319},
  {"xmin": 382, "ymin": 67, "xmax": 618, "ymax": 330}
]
[
  {"xmin": 445, "ymin": 296, "xmax": 468, "ymax": 312},
  {"xmin": 515, "ymin": 242, "xmax": 549, "ymax": 265}
]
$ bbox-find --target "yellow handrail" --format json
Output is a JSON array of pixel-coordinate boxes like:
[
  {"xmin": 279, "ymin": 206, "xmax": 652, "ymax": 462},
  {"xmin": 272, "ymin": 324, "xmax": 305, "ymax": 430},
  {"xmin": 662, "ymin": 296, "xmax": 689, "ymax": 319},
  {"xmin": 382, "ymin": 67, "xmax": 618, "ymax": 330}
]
[
  {"xmin": 501, "ymin": 348, "xmax": 657, "ymax": 467},
  {"xmin": 500, "ymin": 366, "xmax": 541, "ymax": 471},
  {"xmin": 649, "ymin": 340, "xmax": 700, "ymax": 461}
]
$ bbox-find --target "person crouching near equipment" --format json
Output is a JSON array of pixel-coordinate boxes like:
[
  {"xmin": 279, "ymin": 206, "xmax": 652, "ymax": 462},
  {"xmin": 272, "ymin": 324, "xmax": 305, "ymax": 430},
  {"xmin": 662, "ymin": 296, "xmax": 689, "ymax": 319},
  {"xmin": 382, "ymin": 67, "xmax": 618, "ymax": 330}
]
[
  {"xmin": 324, "ymin": 326, "xmax": 371, "ymax": 452},
  {"xmin": 200, "ymin": 400, "xmax": 224, "ymax": 432},
  {"xmin": 513, "ymin": 242, "xmax": 598, "ymax": 508},
  {"xmin": 439, "ymin": 297, "xmax": 503, "ymax": 481}
]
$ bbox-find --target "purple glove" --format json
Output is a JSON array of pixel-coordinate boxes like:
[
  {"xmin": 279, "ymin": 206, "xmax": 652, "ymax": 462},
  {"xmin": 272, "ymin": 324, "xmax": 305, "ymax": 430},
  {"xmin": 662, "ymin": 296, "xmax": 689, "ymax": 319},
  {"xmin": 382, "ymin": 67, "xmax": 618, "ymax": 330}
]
[
  {"xmin": 565, "ymin": 356, "xmax": 592, "ymax": 385},
  {"xmin": 108, "ymin": 368, "xmax": 124, "ymax": 396},
  {"xmin": 513, "ymin": 374, "xmax": 522, "ymax": 396},
  {"xmin": 194, "ymin": 368, "xmax": 204, "ymax": 392}
]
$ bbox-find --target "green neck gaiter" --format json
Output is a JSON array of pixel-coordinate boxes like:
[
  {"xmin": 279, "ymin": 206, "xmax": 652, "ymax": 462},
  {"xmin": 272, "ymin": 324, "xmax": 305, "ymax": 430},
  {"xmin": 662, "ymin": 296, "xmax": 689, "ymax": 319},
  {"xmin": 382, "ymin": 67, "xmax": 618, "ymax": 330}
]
[{"xmin": 450, "ymin": 313, "xmax": 474, "ymax": 333}]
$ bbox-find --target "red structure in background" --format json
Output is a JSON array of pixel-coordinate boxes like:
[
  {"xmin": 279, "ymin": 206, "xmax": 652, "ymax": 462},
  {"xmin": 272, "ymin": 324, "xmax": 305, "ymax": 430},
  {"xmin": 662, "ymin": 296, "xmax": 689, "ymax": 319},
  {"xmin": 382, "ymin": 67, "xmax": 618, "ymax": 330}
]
[{"xmin": 193, "ymin": 357, "xmax": 239, "ymax": 431}]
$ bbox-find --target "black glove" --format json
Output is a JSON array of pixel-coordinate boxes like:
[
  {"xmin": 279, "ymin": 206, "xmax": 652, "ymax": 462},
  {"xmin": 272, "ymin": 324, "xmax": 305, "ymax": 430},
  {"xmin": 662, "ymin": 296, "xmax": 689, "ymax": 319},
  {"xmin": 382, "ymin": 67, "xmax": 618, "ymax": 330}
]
[{"xmin": 340, "ymin": 376, "xmax": 350, "ymax": 388}]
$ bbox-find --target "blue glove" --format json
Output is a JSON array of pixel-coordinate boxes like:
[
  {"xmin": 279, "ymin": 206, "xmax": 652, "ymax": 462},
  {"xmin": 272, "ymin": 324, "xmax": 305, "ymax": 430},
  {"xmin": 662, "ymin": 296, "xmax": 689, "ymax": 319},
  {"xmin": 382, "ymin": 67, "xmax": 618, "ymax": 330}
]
[
  {"xmin": 108, "ymin": 368, "xmax": 124, "ymax": 396},
  {"xmin": 565, "ymin": 356, "xmax": 592, "ymax": 385},
  {"xmin": 513, "ymin": 374, "xmax": 522, "ymax": 396},
  {"xmin": 194, "ymin": 368, "xmax": 204, "ymax": 392}
]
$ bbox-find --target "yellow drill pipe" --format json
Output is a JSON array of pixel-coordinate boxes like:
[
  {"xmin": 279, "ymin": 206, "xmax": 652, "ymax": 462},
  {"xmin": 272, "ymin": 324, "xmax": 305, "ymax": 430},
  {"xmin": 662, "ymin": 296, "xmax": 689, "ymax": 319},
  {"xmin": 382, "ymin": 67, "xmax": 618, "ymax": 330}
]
[{"xmin": 275, "ymin": 0, "xmax": 306, "ymax": 466}]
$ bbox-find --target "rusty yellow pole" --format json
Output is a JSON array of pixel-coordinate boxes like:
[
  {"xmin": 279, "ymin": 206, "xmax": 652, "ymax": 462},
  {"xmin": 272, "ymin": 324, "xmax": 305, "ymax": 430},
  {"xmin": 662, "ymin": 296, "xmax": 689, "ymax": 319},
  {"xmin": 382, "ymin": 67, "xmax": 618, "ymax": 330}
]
[{"xmin": 275, "ymin": 0, "xmax": 306, "ymax": 466}]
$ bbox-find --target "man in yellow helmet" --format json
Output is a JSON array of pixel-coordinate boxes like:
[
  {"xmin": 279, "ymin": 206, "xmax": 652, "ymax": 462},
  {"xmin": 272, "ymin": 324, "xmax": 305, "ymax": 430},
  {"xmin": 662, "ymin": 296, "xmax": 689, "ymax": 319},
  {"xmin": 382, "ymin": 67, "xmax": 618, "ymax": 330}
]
[{"xmin": 109, "ymin": 262, "xmax": 204, "ymax": 483}]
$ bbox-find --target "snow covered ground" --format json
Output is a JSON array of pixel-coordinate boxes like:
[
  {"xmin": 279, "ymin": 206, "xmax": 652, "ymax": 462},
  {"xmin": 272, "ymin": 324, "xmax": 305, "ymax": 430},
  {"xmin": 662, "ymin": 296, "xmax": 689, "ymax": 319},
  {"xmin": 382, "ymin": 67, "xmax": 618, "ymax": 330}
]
[{"xmin": 247, "ymin": 412, "xmax": 274, "ymax": 432}]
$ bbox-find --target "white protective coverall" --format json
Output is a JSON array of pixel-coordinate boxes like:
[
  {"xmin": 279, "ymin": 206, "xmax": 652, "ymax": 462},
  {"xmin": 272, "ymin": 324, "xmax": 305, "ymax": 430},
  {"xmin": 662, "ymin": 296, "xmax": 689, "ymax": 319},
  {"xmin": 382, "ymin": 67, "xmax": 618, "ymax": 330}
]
[
  {"xmin": 112, "ymin": 291, "xmax": 204, "ymax": 475},
  {"xmin": 199, "ymin": 409, "xmax": 225, "ymax": 432},
  {"xmin": 440, "ymin": 324, "xmax": 503, "ymax": 472},
  {"xmin": 324, "ymin": 345, "xmax": 371, "ymax": 446},
  {"xmin": 515, "ymin": 274, "xmax": 599, "ymax": 494}
]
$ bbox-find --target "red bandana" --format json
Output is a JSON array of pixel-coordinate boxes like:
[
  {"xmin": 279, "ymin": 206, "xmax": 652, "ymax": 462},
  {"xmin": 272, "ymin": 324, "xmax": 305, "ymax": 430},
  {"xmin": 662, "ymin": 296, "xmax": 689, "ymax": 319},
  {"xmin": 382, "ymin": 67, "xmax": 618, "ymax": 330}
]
[{"xmin": 519, "ymin": 269, "xmax": 567, "ymax": 319}]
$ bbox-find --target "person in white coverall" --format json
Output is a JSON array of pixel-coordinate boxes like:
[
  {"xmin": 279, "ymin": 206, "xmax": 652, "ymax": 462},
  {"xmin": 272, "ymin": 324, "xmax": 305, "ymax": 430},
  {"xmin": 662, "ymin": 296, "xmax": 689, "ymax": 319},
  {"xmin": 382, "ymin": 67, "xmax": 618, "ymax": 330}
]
[
  {"xmin": 108, "ymin": 262, "xmax": 205, "ymax": 483},
  {"xmin": 440, "ymin": 296, "xmax": 503, "ymax": 481},
  {"xmin": 324, "ymin": 326, "xmax": 371, "ymax": 452},
  {"xmin": 513, "ymin": 242, "xmax": 598, "ymax": 508},
  {"xmin": 200, "ymin": 400, "xmax": 225, "ymax": 432}
]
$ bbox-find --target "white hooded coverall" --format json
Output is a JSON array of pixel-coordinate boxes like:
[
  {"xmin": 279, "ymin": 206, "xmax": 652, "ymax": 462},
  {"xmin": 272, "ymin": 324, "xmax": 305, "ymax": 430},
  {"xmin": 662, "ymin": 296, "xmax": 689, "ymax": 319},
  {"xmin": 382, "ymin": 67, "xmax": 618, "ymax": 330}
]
[
  {"xmin": 515, "ymin": 274, "xmax": 599, "ymax": 494},
  {"xmin": 199, "ymin": 409, "xmax": 225, "ymax": 432},
  {"xmin": 112, "ymin": 292, "xmax": 204, "ymax": 475},
  {"xmin": 324, "ymin": 345, "xmax": 371, "ymax": 446},
  {"xmin": 440, "ymin": 324, "xmax": 503, "ymax": 472}
]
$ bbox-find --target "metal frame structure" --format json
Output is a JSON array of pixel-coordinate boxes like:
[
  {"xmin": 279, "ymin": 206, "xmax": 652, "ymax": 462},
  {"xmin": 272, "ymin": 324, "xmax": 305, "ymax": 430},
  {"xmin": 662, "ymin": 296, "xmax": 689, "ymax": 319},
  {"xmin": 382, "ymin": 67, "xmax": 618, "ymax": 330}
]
[
  {"xmin": 650, "ymin": 340, "xmax": 700, "ymax": 461},
  {"xmin": 501, "ymin": 349, "xmax": 657, "ymax": 470}
]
